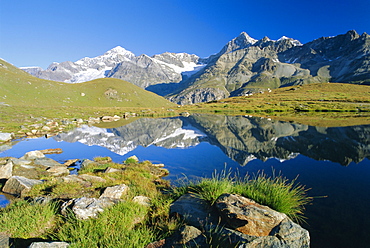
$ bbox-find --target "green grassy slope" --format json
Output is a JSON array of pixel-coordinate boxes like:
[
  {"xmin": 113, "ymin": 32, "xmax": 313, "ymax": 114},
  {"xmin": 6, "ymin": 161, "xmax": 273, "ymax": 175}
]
[{"xmin": 0, "ymin": 59, "xmax": 175, "ymax": 108}]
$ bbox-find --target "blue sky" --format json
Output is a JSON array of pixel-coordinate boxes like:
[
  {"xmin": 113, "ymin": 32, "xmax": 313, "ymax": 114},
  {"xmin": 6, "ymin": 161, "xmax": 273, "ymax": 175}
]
[{"xmin": 0, "ymin": 0, "xmax": 369, "ymax": 69}]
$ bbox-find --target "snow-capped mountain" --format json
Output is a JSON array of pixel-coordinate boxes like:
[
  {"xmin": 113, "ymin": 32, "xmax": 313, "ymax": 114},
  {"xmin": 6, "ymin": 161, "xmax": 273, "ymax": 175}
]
[
  {"xmin": 22, "ymin": 30, "xmax": 370, "ymax": 104},
  {"xmin": 22, "ymin": 46, "xmax": 206, "ymax": 87}
]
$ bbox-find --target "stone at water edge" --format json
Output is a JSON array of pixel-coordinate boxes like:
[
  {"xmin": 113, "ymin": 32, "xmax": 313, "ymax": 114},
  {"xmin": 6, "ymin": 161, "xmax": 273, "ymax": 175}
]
[
  {"xmin": 21, "ymin": 150, "xmax": 45, "ymax": 160},
  {"xmin": 0, "ymin": 133, "xmax": 13, "ymax": 142},
  {"xmin": 2, "ymin": 176, "xmax": 43, "ymax": 196},
  {"xmin": 39, "ymin": 148, "xmax": 63, "ymax": 154},
  {"xmin": 215, "ymin": 193, "xmax": 310, "ymax": 247},
  {"xmin": 126, "ymin": 155, "xmax": 139, "ymax": 162},
  {"xmin": 34, "ymin": 157, "xmax": 62, "ymax": 167},
  {"xmin": 215, "ymin": 193, "xmax": 286, "ymax": 236}
]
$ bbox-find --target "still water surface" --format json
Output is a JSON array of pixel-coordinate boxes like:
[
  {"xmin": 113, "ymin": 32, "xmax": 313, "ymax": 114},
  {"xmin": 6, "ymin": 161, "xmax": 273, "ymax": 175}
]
[{"xmin": 1, "ymin": 114, "xmax": 369, "ymax": 248}]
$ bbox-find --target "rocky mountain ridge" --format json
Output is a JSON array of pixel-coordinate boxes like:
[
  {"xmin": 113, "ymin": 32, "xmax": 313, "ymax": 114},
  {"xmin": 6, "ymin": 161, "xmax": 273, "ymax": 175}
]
[
  {"xmin": 169, "ymin": 30, "xmax": 370, "ymax": 104},
  {"xmin": 21, "ymin": 30, "xmax": 370, "ymax": 104}
]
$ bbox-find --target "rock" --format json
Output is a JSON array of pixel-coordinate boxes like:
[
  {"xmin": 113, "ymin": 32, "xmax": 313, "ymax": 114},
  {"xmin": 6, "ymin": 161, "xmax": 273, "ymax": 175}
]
[
  {"xmin": 99, "ymin": 184, "xmax": 129, "ymax": 199},
  {"xmin": 126, "ymin": 155, "xmax": 139, "ymax": 162},
  {"xmin": 10, "ymin": 158, "xmax": 32, "ymax": 166},
  {"xmin": 42, "ymin": 126, "xmax": 51, "ymax": 131},
  {"xmin": 0, "ymin": 232, "xmax": 10, "ymax": 248},
  {"xmin": 28, "ymin": 241, "xmax": 69, "ymax": 247},
  {"xmin": 151, "ymin": 163, "xmax": 165, "ymax": 168},
  {"xmin": 101, "ymin": 116, "xmax": 114, "ymax": 122},
  {"xmin": 170, "ymin": 194, "xmax": 219, "ymax": 229},
  {"xmin": 0, "ymin": 160, "xmax": 13, "ymax": 179},
  {"xmin": 146, "ymin": 239, "xmax": 166, "ymax": 248},
  {"xmin": 2, "ymin": 176, "xmax": 43, "ymax": 196},
  {"xmin": 80, "ymin": 159, "xmax": 97, "ymax": 168},
  {"xmin": 39, "ymin": 148, "xmax": 63, "ymax": 154},
  {"xmin": 160, "ymin": 225, "xmax": 207, "ymax": 248},
  {"xmin": 104, "ymin": 167, "xmax": 121, "ymax": 173},
  {"xmin": 62, "ymin": 197, "xmax": 121, "ymax": 219},
  {"xmin": 22, "ymin": 150, "xmax": 45, "ymax": 160},
  {"xmin": 34, "ymin": 158, "xmax": 62, "ymax": 167},
  {"xmin": 215, "ymin": 194, "xmax": 286, "ymax": 236},
  {"xmin": 132, "ymin": 195, "xmax": 151, "ymax": 206},
  {"xmin": 113, "ymin": 115, "xmax": 121, "ymax": 121},
  {"xmin": 269, "ymin": 217, "xmax": 310, "ymax": 247},
  {"xmin": 64, "ymin": 159, "xmax": 79, "ymax": 166},
  {"xmin": 78, "ymin": 174, "xmax": 106, "ymax": 183},
  {"xmin": 0, "ymin": 133, "xmax": 13, "ymax": 142},
  {"xmin": 0, "ymin": 144, "xmax": 12, "ymax": 153},
  {"xmin": 47, "ymin": 166, "xmax": 69, "ymax": 176}
]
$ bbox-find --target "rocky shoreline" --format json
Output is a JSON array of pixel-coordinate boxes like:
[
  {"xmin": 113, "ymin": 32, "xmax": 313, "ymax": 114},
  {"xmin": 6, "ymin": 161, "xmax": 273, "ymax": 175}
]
[{"xmin": 0, "ymin": 149, "xmax": 310, "ymax": 247}]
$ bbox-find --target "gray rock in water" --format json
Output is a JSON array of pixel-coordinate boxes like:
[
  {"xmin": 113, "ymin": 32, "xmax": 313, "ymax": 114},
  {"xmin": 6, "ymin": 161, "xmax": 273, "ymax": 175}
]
[
  {"xmin": 28, "ymin": 241, "xmax": 69, "ymax": 248},
  {"xmin": 2, "ymin": 176, "xmax": 43, "ymax": 196},
  {"xmin": 0, "ymin": 133, "xmax": 13, "ymax": 142},
  {"xmin": 0, "ymin": 160, "xmax": 13, "ymax": 179},
  {"xmin": 169, "ymin": 194, "xmax": 219, "ymax": 229},
  {"xmin": 99, "ymin": 184, "xmax": 129, "ymax": 199},
  {"xmin": 62, "ymin": 197, "xmax": 121, "ymax": 220}
]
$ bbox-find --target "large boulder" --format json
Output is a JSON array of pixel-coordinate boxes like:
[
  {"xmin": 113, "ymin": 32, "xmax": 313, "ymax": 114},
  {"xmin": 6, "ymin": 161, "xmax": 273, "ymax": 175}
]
[
  {"xmin": 0, "ymin": 160, "xmax": 13, "ymax": 179},
  {"xmin": 2, "ymin": 176, "xmax": 43, "ymax": 196},
  {"xmin": 169, "ymin": 193, "xmax": 219, "ymax": 229},
  {"xmin": 61, "ymin": 197, "xmax": 121, "ymax": 220},
  {"xmin": 215, "ymin": 194, "xmax": 310, "ymax": 247},
  {"xmin": 215, "ymin": 193, "xmax": 286, "ymax": 236}
]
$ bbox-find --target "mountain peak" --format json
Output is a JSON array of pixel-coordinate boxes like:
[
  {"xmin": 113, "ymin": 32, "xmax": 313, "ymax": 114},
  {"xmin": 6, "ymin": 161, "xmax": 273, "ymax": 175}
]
[
  {"xmin": 238, "ymin": 32, "xmax": 258, "ymax": 44},
  {"xmin": 105, "ymin": 46, "xmax": 134, "ymax": 56}
]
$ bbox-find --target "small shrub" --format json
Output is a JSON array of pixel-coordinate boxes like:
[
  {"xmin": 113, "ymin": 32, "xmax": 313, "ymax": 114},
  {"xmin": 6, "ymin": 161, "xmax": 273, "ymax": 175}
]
[{"xmin": 235, "ymin": 172, "xmax": 312, "ymax": 222}]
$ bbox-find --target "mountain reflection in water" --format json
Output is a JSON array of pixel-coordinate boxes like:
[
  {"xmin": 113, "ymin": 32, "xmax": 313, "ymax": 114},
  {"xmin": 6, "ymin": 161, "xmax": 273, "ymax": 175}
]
[
  {"xmin": 54, "ymin": 114, "xmax": 370, "ymax": 166},
  {"xmin": 1, "ymin": 114, "xmax": 369, "ymax": 248}
]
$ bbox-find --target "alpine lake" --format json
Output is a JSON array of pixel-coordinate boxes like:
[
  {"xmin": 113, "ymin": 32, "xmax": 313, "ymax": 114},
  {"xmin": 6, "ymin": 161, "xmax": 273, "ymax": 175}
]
[{"xmin": 1, "ymin": 113, "xmax": 369, "ymax": 248}]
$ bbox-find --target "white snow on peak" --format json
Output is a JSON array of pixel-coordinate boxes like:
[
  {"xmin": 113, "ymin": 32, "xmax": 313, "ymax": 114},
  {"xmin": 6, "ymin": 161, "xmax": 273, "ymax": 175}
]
[
  {"xmin": 104, "ymin": 46, "xmax": 135, "ymax": 57},
  {"xmin": 277, "ymin": 36, "xmax": 302, "ymax": 46},
  {"xmin": 151, "ymin": 124, "xmax": 205, "ymax": 148},
  {"xmin": 151, "ymin": 56, "xmax": 205, "ymax": 74},
  {"xmin": 239, "ymin": 32, "xmax": 258, "ymax": 44},
  {"xmin": 65, "ymin": 68, "xmax": 112, "ymax": 84}
]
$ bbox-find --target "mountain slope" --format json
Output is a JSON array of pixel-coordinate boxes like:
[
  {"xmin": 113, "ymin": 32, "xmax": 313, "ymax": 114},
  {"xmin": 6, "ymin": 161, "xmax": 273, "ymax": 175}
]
[
  {"xmin": 0, "ymin": 59, "xmax": 175, "ymax": 108},
  {"xmin": 168, "ymin": 30, "xmax": 370, "ymax": 104}
]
